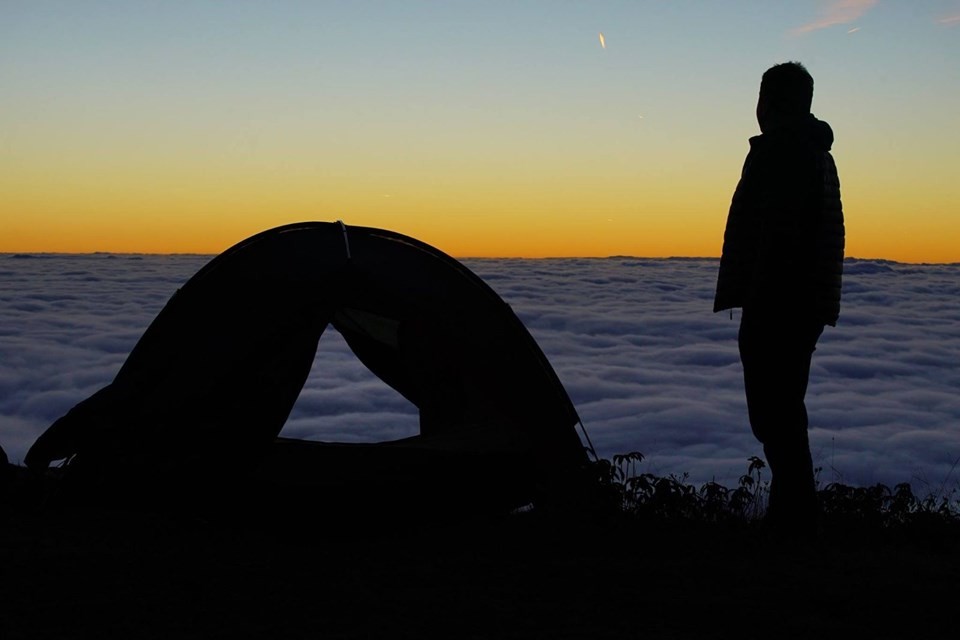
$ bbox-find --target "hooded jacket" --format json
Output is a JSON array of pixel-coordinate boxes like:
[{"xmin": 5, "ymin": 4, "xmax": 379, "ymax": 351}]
[{"xmin": 714, "ymin": 114, "xmax": 845, "ymax": 325}]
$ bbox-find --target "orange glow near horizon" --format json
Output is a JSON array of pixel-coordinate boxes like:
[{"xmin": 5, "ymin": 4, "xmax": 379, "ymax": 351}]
[
  {"xmin": 4, "ymin": 113, "xmax": 957, "ymax": 262},
  {"xmin": 3, "ymin": 199, "xmax": 957, "ymax": 263},
  {"xmin": 3, "ymin": 157, "xmax": 957, "ymax": 262}
]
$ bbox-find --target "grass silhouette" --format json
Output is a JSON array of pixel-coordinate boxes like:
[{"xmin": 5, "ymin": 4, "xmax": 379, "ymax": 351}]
[
  {"xmin": 1, "ymin": 453, "xmax": 958, "ymax": 638},
  {"xmin": 587, "ymin": 452, "xmax": 960, "ymax": 532}
]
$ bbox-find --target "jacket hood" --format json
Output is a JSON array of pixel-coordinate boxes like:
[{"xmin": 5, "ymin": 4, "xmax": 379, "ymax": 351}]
[{"xmin": 751, "ymin": 114, "xmax": 834, "ymax": 152}]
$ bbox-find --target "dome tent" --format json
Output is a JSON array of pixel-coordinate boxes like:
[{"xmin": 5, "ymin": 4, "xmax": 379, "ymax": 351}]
[{"xmin": 26, "ymin": 222, "xmax": 587, "ymax": 515}]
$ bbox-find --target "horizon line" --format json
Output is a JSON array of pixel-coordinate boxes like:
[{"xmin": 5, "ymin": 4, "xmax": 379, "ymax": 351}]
[{"xmin": 2, "ymin": 252, "xmax": 957, "ymax": 266}]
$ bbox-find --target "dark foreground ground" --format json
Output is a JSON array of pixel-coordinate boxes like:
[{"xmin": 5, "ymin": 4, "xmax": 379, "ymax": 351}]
[{"xmin": 2, "ymin": 501, "xmax": 958, "ymax": 640}]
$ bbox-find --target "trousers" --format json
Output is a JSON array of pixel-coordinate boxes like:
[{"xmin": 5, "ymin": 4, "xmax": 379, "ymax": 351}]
[{"xmin": 738, "ymin": 308, "xmax": 824, "ymax": 527}]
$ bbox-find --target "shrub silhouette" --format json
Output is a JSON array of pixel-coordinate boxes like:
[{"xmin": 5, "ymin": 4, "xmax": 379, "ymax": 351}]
[
  {"xmin": 587, "ymin": 453, "xmax": 768, "ymax": 522},
  {"xmin": 586, "ymin": 452, "xmax": 960, "ymax": 533}
]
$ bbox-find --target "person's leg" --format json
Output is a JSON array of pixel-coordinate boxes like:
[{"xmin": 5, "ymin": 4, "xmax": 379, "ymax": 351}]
[{"xmin": 739, "ymin": 311, "xmax": 823, "ymax": 532}]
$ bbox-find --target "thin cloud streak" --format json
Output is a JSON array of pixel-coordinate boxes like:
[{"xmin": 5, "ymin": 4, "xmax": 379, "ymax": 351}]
[
  {"xmin": 792, "ymin": 0, "xmax": 878, "ymax": 35},
  {"xmin": 938, "ymin": 14, "xmax": 960, "ymax": 26}
]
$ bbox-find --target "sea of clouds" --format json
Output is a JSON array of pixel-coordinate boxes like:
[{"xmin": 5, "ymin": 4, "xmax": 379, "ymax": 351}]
[{"xmin": 2, "ymin": 253, "xmax": 958, "ymax": 490}]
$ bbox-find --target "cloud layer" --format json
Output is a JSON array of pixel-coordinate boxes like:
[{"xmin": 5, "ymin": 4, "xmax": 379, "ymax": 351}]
[{"xmin": 2, "ymin": 253, "xmax": 959, "ymax": 490}]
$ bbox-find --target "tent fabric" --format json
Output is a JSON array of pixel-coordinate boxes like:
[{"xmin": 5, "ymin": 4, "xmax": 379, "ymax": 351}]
[{"xmin": 25, "ymin": 222, "xmax": 586, "ymax": 510}]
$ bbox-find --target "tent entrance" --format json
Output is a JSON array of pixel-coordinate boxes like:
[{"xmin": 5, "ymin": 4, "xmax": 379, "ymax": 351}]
[{"xmin": 279, "ymin": 325, "xmax": 420, "ymax": 444}]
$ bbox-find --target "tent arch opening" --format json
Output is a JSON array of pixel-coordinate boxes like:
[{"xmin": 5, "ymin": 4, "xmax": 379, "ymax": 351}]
[{"xmin": 280, "ymin": 325, "xmax": 420, "ymax": 444}]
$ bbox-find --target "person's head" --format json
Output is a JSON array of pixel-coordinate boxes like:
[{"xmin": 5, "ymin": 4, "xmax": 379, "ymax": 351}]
[{"xmin": 757, "ymin": 61, "xmax": 813, "ymax": 132}]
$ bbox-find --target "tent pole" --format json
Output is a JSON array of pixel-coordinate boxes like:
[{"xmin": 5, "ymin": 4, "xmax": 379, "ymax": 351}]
[
  {"xmin": 337, "ymin": 220, "xmax": 352, "ymax": 260},
  {"xmin": 578, "ymin": 419, "xmax": 599, "ymax": 461}
]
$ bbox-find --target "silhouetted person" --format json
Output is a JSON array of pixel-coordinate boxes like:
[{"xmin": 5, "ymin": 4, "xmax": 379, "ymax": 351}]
[{"xmin": 714, "ymin": 62, "xmax": 845, "ymax": 535}]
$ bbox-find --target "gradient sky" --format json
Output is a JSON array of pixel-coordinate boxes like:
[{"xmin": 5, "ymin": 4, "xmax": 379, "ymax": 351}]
[{"xmin": 2, "ymin": 1, "xmax": 959, "ymax": 260}]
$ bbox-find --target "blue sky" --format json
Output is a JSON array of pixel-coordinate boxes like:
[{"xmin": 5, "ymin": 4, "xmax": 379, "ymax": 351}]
[{"xmin": 3, "ymin": 1, "xmax": 959, "ymax": 259}]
